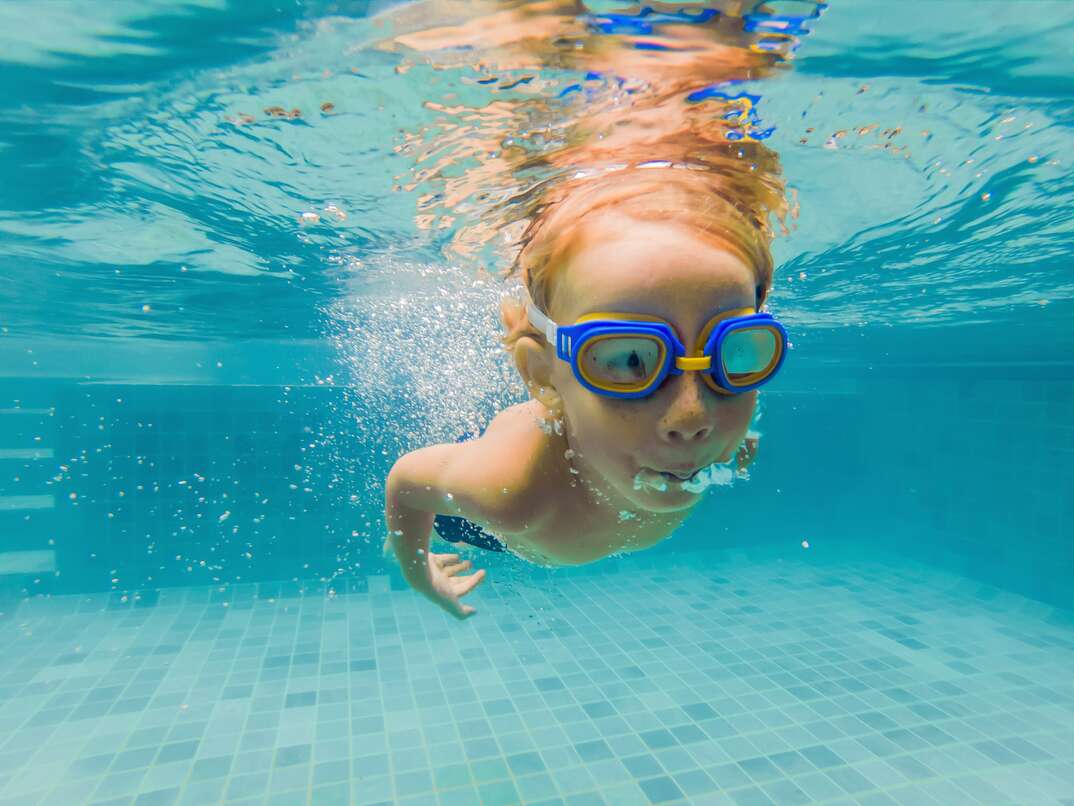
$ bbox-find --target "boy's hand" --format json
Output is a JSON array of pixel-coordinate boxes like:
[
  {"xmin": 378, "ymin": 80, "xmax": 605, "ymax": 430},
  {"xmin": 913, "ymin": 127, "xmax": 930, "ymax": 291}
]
[{"xmin": 419, "ymin": 552, "xmax": 486, "ymax": 620}]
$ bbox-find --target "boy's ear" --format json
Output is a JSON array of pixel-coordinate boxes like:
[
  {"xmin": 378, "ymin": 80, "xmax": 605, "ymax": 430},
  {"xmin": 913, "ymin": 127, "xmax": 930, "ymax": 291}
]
[{"xmin": 513, "ymin": 336, "xmax": 563, "ymax": 412}]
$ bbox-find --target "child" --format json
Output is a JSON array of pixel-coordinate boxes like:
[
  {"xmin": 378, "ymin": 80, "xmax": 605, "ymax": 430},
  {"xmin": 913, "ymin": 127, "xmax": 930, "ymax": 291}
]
[
  {"xmin": 381, "ymin": 2, "xmax": 793, "ymax": 619},
  {"xmin": 385, "ymin": 164, "xmax": 786, "ymax": 619}
]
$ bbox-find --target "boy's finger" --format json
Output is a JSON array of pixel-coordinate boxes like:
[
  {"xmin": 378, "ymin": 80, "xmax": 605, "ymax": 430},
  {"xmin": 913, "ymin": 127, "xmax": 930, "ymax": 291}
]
[
  {"xmin": 454, "ymin": 568, "xmax": 486, "ymax": 595},
  {"xmin": 456, "ymin": 604, "xmax": 476, "ymax": 619},
  {"xmin": 444, "ymin": 559, "xmax": 472, "ymax": 576},
  {"xmin": 442, "ymin": 594, "xmax": 476, "ymax": 620}
]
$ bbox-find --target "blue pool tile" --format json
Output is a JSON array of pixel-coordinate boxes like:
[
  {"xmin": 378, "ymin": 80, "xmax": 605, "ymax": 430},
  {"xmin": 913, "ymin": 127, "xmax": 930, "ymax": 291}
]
[
  {"xmin": 887, "ymin": 754, "xmax": 934, "ymax": 780},
  {"xmin": 352, "ymin": 754, "xmax": 389, "ymax": 777},
  {"xmin": 912, "ymin": 724, "xmax": 956, "ymax": 747},
  {"xmin": 622, "ymin": 754, "xmax": 662, "ymax": 778},
  {"xmin": 273, "ymin": 745, "xmax": 310, "ymax": 767},
  {"xmin": 682, "ymin": 703, "xmax": 717, "ymax": 721},
  {"xmin": 133, "ymin": 789, "xmax": 179, "ymax": 806},
  {"xmin": 798, "ymin": 744, "xmax": 844, "ymax": 769},
  {"xmin": 581, "ymin": 701, "xmax": 616, "ymax": 719},
  {"xmin": 882, "ymin": 729, "xmax": 929, "ymax": 752},
  {"xmin": 269, "ymin": 764, "xmax": 309, "ymax": 793},
  {"xmin": 432, "ymin": 763, "xmax": 471, "ymax": 789},
  {"xmin": 727, "ymin": 786, "xmax": 776, "ymax": 806},
  {"xmin": 284, "ymin": 691, "xmax": 316, "ymax": 708},
  {"xmin": 476, "ymin": 779, "xmax": 521, "ymax": 806},
  {"xmin": 574, "ymin": 740, "xmax": 613, "ymax": 763},
  {"xmin": 156, "ymin": 743, "xmax": 199, "ymax": 765},
  {"xmin": 178, "ymin": 778, "xmax": 226, "ymax": 805},
  {"xmin": 310, "ymin": 782, "xmax": 350, "ymax": 805},
  {"xmin": 999, "ymin": 736, "xmax": 1051, "ymax": 762},
  {"xmin": 469, "ymin": 757, "xmax": 510, "ymax": 783},
  {"xmin": 68, "ymin": 754, "xmax": 116, "ymax": 778},
  {"xmin": 190, "ymin": 756, "xmax": 232, "ymax": 781},
  {"xmin": 313, "ymin": 759, "xmax": 349, "ymax": 786},
  {"xmin": 709, "ymin": 762, "xmax": 752, "ymax": 790},
  {"xmin": 506, "ymin": 752, "xmax": 545, "ymax": 776},
  {"xmin": 534, "ymin": 678, "xmax": 565, "ymax": 692},
  {"xmin": 93, "ymin": 770, "xmax": 146, "ymax": 800},
  {"xmin": 638, "ymin": 730, "xmax": 678, "ymax": 751},
  {"xmin": 760, "ymin": 778, "xmax": 811, "ymax": 805},
  {"xmin": 827, "ymin": 764, "xmax": 874, "ymax": 794},
  {"xmin": 637, "ymin": 776, "xmax": 684, "ymax": 804},
  {"xmin": 672, "ymin": 768, "xmax": 716, "ymax": 796},
  {"xmin": 669, "ymin": 724, "xmax": 706, "ymax": 745},
  {"xmin": 516, "ymin": 773, "xmax": 557, "ymax": 801},
  {"xmin": 765, "ymin": 750, "xmax": 812, "ymax": 775},
  {"xmin": 461, "ymin": 738, "xmax": 499, "ymax": 760},
  {"xmin": 351, "ymin": 774, "xmax": 392, "ymax": 805},
  {"xmin": 738, "ymin": 756, "xmax": 781, "ymax": 782},
  {"xmin": 225, "ymin": 772, "xmax": 269, "ymax": 800},
  {"xmin": 482, "ymin": 699, "xmax": 516, "ymax": 717},
  {"xmin": 564, "ymin": 793, "xmax": 604, "ymax": 806},
  {"xmin": 112, "ymin": 748, "xmax": 157, "ymax": 773},
  {"xmin": 436, "ymin": 787, "xmax": 482, "ymax": 806},
  {"xmin": 393, "ymin": 768, "xmax": 433, "ymax": 797},
  {"xmin": 972, "ymin": 739, "xmax": 1023, "ymax": 765}
]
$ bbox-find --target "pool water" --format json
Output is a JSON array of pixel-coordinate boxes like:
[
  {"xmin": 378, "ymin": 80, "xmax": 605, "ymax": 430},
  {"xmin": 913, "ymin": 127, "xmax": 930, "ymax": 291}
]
[{"xmin": 1, "ymin": 1, "xmax": 1073, "ymax": 805}]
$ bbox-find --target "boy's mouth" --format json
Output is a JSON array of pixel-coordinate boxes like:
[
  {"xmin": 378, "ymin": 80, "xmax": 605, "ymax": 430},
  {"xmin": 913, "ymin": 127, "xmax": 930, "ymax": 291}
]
[
  {"xmin": 634, "ymin": 460, "xmax": 737, "ymax": 495},
  {"xmin": 657, "ymin": 468, "xmax": 703, "ymax": 482},
  {"xmin": 633, "ymin": 465, "xmax": 706, "ymax": 493}
]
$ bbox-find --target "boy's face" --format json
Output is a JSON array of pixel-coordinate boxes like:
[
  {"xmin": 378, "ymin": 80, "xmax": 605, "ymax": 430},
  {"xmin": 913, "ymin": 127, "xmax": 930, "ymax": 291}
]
[{"xmin": 546, "ymin": 213, "xmax": 759, "ymax": 513}]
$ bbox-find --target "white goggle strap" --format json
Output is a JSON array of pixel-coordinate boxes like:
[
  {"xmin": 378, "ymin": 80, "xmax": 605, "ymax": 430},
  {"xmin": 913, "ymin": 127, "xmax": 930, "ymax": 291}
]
[{"xmin": 525, "ymin": 298, "xmax": 558, "ymax": 348}]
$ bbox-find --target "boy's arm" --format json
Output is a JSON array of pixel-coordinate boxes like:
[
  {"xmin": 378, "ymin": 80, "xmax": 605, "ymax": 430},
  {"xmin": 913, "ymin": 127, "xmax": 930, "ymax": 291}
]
[{"xmin": 384, "ymin": 439, "xmax": 536, "ymax": 618}]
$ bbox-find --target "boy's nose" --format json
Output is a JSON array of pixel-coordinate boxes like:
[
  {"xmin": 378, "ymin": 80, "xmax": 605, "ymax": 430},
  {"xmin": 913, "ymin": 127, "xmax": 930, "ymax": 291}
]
[{"xmin": 658, "ymin": 373, "xmax": 714, "ymax": 444}]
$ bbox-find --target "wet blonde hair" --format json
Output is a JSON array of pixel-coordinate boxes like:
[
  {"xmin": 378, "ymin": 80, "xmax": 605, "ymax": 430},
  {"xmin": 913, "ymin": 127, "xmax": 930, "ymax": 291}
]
[{"xmin": 501, "ymin": 152, "xmax": 788, "ymax": 350}]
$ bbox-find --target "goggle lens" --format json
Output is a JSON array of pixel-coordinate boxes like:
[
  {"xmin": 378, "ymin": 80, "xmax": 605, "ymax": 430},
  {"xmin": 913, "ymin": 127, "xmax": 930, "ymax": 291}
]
[
  {"xmin": 720, "ymin": 326, "xmax": 781, "ymax": 386},
  {"xmin": 578, "ymin": 335, "xmax": 665, "ymax": 392}
]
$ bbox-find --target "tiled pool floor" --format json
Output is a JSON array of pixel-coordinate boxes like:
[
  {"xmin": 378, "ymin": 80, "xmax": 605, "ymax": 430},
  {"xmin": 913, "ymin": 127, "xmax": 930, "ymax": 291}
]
[{"xmin": 1, "ymin": 546, "xmax": 1072, "ymax": 806}]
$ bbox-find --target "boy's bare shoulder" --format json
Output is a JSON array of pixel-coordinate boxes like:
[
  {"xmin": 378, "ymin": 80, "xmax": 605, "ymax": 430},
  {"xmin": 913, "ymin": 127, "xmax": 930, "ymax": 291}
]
[
  {"xmin": 472, "ymin": 400, "xmax": 565, "ymax": 488},
  {"xmin": 449, "ymin": 401, "xmax": 566, "ymax": 532}
]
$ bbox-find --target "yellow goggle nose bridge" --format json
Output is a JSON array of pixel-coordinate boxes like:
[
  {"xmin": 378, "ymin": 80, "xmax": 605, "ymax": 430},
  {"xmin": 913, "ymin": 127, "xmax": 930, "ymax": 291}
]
[{"xmin": 675, "ymin": 356, "xmax": 712, "ymax": 372}]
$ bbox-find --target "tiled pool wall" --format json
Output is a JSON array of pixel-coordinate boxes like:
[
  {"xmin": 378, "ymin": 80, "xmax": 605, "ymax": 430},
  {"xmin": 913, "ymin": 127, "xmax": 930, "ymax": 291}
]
[
  {"xmin": 858, "ymin": 371, "xmax": 1074, "ymax": 612},
  {"xmin": 659, "ymin": 365, "xmax": 1074, "ymax": 613},
  {"xmin": 0, "ymin": 379, "xmax": 396, "ymax": 605},
  {"xmin": 0, "ymin": 367, "xmax": 1071, "ymax": 613}
]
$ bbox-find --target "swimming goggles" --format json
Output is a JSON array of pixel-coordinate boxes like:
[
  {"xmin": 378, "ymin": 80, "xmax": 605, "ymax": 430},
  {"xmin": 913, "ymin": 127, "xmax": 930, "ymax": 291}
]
[{"xmin": 524, "ymin": 294, "xmax": 788, "ymax": 399}]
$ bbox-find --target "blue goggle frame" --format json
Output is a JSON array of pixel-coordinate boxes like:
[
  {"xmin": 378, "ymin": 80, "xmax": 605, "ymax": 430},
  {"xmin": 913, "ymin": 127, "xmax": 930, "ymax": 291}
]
[{"xmin": 526, "ymin": 297, "xmax": 788, "ymax": 400}]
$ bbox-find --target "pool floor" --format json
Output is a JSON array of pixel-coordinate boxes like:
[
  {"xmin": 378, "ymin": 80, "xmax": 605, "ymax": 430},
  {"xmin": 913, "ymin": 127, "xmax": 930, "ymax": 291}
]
[{"xmin": 1, "ymin": 546, "xmax": 1072, "ymax": 806}]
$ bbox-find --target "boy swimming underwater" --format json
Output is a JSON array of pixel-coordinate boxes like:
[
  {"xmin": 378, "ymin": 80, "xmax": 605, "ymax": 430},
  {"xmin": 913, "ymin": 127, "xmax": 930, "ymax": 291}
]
[
  {"xmin": 380, "ymin": 0, "xmax": 796, "ymax": 619},
  {"xmin": 385, "ymin": 167, "xmax": 786, "ymax": 619}
]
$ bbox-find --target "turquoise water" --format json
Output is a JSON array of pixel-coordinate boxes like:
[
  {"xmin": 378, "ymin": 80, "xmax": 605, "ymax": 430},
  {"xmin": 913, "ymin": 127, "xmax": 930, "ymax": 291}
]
[{"xmin": 1, "ymin": 1, "xmax": 1073, "ymax": 805}]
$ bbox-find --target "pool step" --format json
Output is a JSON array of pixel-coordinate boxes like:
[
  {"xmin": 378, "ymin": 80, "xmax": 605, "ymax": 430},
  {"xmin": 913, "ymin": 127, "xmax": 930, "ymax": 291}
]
[
  {"xmin": 0, "ymin": 403, "xmax": 58, "ymax": 582},
  {"xmin": 0, "ymin": 448, "xmax": 53, "ymax": 459},
  {"xmin": 0, "ymin": 550, "xmax": 55, "ymax": 574},
  {"xmin": 0, "ymin": 495, "xmax": 54, "ymax": 511}
]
